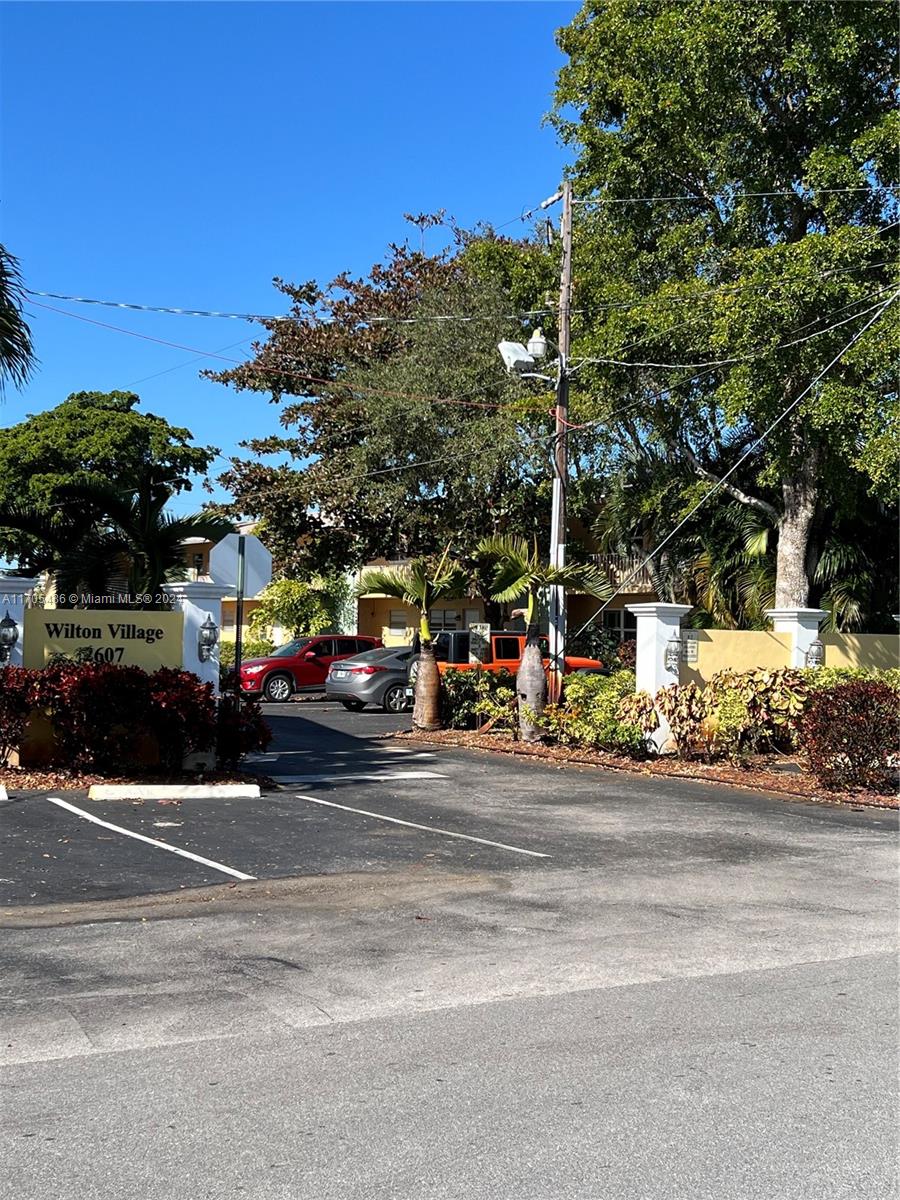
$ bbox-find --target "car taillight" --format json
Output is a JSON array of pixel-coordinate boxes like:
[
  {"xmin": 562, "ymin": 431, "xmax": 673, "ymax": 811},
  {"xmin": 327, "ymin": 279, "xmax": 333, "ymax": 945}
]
[{"xmin": 349, "ymin": 665, "xmax": 388, "ymax": 675}]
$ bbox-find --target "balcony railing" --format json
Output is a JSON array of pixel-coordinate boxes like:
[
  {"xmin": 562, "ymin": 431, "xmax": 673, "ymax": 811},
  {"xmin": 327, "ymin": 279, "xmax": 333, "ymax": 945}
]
[{"xmin": 588, "ymin": 553, "xmax": 657, "ymax": 593}]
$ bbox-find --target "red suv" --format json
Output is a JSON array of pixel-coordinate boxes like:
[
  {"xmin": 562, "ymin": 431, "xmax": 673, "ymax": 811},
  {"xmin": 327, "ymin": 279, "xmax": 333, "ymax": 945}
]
[{"xmin": 239, "ymin": 635, "xmax": 383, "ymax": 702}]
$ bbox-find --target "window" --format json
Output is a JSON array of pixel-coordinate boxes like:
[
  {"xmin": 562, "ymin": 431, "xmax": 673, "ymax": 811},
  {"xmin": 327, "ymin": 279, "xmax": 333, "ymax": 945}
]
[
  {"xmin": 310, "ymin": 639, "xmax": 335, "ymax": 657},
  {"xmin": 355, "ymin": 638, "xmax": 377, "ymax": 653},
  {"xmin": 601, "ymin": 609, "xmax": 638, "ymax": 642},
  {"xmin": 429, "ymin": 608, "xmax": 461, "ymax": 631},
  {"xmin": 271, "ymin": 638, "xmax": 312, "ymax": 658},
  {"xmin": 389, "ymin": 610, "xmax": 408, "ymax": 631},
  {"xmin": 335, "ymin": 638, "xmax": 359, "ymax": 656},
  {"xmin": 493, "ymin": 636, "xmax": 521, "ymax": 661}
]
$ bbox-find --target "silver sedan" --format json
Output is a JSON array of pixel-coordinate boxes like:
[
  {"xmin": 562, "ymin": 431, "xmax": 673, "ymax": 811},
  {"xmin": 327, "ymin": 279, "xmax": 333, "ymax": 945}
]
[{"xmin": 324, "ymin": 645, "xmax": 415, "ymax": 712}]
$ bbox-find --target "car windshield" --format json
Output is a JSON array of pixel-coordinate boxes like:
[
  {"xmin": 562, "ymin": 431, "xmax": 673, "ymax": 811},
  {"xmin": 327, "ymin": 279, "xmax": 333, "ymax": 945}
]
[{"xmin": 269, "ymin": 639, "xmax": 313, "ymax": 658}]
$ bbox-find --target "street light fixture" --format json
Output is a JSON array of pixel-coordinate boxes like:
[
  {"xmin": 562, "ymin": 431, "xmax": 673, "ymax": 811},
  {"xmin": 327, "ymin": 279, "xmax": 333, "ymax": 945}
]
[{"xmin": 526, "ymin": 327, "xmax": 548, "ymax": 358}]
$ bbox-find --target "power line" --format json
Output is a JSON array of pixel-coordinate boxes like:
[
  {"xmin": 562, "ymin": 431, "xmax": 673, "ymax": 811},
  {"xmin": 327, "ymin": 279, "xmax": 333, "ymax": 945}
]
[
  {"xmin": 26, "ymin": 298, "xmax": 516, "ymax": 412},
  {"xmin": 572, "ymin": 287, "xmax": 896, "ymax": 371},
  {"xmin": 569, "ymin": 289, "xmax": 900, "ymax": 642},
  {"xmin": 25, "ymin": 253, "xmax": 895, "ymax": 329},
  {"xmin": 572, "ymin": 184, "xmax": 899, "ymax": 206}
]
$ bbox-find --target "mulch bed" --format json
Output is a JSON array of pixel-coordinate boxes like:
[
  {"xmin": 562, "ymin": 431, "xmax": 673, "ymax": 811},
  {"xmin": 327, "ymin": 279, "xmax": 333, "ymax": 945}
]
[{"xmin": 393, "ymin": 728, "xmax": 898, "ymax": 811}]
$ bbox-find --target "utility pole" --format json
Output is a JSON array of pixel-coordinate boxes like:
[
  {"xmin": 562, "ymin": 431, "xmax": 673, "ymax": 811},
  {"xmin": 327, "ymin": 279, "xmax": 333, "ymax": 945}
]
[{"xmin": 547, "ymin": 179, "xmax": 573, "ymax": 704}]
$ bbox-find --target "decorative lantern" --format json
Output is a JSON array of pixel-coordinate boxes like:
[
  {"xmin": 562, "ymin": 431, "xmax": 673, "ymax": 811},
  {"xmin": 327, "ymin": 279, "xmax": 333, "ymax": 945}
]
[
  {"xmin": 198, "ymin": 614, "xmax": 219, "ymax": 663},
  {"xmin": 805, "ymin": 638, "xmax": 824, "ymax": 668},
  {"xmin": 0, "ymin": 610, "xmax": 18, "ymax": 665},
  {"xmin": 664, "ymin": 635, "xmax": 682, "ymax": 673}
]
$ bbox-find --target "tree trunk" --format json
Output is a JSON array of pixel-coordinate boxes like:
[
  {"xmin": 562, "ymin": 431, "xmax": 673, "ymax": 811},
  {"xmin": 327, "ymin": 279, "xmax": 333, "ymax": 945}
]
[
  {"xmin": 516, "ymin": 592, "xmax": 546, "ymax": 743},
  {"xmin": 775, "ymin": 464, "xmax": 819, "ymax": 608},
  {"xmin": 412, "ymin": 643, "xmax": 442, "ymax": 731}
]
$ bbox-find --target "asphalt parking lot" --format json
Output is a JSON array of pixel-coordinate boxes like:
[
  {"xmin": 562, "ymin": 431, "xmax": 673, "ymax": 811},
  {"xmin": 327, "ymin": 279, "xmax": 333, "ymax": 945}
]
[
  {"xmin": 2, "ymin": 698, "xmax": 896, "ymax": 910},
  {"xmin": 4, "ymin": 701, "xmax": 898, "ymax": 1200}
]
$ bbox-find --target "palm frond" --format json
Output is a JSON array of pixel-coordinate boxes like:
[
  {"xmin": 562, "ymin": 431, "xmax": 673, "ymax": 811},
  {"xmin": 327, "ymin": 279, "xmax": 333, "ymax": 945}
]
[
  {"xmin": 0, "ymin": 244, "xmax": 36, "ymax": 395},
  {"xmin": 357, "ymin": 565, "xmax": 420, "ymax": 605}
]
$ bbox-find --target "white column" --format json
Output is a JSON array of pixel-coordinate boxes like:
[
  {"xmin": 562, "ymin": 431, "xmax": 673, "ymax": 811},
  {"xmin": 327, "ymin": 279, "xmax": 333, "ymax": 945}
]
[
  {"xmin": 627, "ymin": 602, "xmax": 692, "ymax": 753},
  {"xmin": 765, "ymin": 607, "xmax": 827, "ymax": 668},
  {"xmin": 162, "ymin": 581, "xmax": 230, "ymax": 693},
  {"xmin": 0, "ymin": 577, "xmax": 39, "ymax": 669}
]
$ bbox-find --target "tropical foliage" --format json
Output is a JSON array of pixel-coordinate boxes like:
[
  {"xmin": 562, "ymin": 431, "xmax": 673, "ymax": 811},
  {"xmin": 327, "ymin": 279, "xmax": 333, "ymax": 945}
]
[
  {"xmin": 0, "ymin": 391, "xmax": 217, "ymax": 570},
  {"xmin": 552, "ymin": 0, "xmax": 899, "ymax": 615},
  {"xmin": 357, "ymin": 549, "xmax": 468, "ymax": 730},
  {"xmin": 0, "ymin": 244, "xmax": 35, "ymax": 397},
  {"xmin": 0, "ymin": 468, "xmax": 232, "ymax": 608},
  {"xmin": 248, "ymin": 576, "xmax": 353, "ymax": 639},
  {"xmin": 477, "ymin": 533, "xmax": 611, "ymax": 741}
]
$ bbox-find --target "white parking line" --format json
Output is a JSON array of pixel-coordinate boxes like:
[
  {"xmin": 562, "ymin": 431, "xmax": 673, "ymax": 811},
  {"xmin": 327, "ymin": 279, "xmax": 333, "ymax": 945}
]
[
  {"xmin": 275, "ymin": 771, "xmax": 447, "ymax": 784},
  {"xmin": 291, "ymin": 793, "xmax": 550, "ymax": 859},
  {"xmin": 47, "ymin": 797, "xmax": 256, "ymax": 881}
]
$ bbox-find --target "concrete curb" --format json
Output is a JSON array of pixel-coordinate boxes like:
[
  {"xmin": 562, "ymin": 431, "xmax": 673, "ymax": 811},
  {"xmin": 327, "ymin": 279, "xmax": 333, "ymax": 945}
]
[{"xmin": 87, "ymin": 783, "xmax": 261, "ymax": 801}]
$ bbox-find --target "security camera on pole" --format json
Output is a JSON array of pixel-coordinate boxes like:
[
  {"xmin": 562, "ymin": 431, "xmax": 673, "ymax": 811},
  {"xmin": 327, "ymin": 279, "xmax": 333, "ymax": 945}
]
[{"xmin": 496, "ymin": 181, "xmax": 573, "ymax": 704}]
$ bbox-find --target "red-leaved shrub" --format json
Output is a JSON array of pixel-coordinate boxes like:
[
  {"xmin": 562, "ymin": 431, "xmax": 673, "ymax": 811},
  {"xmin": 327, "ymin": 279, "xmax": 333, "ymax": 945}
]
[
  {"xmin": 0, "ymin": 667, "xmax": 40, "ymax": 766},
  {"xmin": 39, "ymin": 660, "xmax": 153, "ymax": 772},
  {"xmin": 7, "ymin": 661, "xmax": 271, "ymax": 775},
  {"xmin": 800, "ymin": 680, "xmax": 900, "ymax": 792},
  {"xmin": 147, "ymin": 668, "xmax": 217, "ymax": 771},
  {"xmin": 216, "ymin": 693, "xmax": 272, "ymax": 768}
]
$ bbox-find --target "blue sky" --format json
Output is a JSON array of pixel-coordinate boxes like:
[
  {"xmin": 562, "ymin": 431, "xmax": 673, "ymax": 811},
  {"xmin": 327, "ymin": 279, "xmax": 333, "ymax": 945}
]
[{"xmin": 1, "ymin": 0, "xmax": 578, "ymax": 512}]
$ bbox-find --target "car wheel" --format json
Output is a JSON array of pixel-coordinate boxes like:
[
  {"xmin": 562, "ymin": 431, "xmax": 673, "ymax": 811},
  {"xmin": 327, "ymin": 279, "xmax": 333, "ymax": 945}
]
[
  {"xmin": 263, "ymin": 673, "xmax": 293, "ymax": 702},
  {"xmin": 340, "ymin": 699, "xmax": 365, "ymax": 712},
  {"xmin": 381, "ymin": 684, "xmax": 408, "ymax": 713}
]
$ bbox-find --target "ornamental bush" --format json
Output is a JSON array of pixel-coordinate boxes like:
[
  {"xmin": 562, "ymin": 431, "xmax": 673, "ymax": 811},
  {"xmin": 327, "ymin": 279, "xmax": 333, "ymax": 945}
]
[
  {"xmin": 0, "ymin": 668, "xmax": 39, "ymax": 767},
  {"xmin": 546, "ymin": 670, "xmax": 646, "ymax": 756},
  {"xmin": 39, "ymin": 659, "xmax": 154, "ymax": 773},
  {"xmin": 801, "ymin": 666, "xmax": 900, "ymax": 694},
  {"xmin": 147, "ymin": 668, "xmax": 217, "ymax": 772},
  {"xmin": 799, "ymin": 680, "xmax": 900, "ymax": 792},
  {"xmin": 216, "ymin": 693, "xmax": 272, "ymax": 767},
  {"xmin": 7, "ymin": 661, "xmax": 271, "ymax": 774},
  {"xmin": 441, "ymin": 668, "xmax": 516, "ymax": 730}
]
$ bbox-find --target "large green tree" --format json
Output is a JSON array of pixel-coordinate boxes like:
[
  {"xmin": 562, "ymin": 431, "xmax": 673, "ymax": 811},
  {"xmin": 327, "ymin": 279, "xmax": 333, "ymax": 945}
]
[
  {"xmin": 0, "ymin": 390, "xmax": 217, "ymax": 569},
  {"xmin": 0, "ymin": 467, "xmax": 233, "ymax": 609},
  {"xmin": 553, "ymin": 0, "xmax": 899, "ymax": 613},
  {"xmin": 210, "ymin": 225, "xmax": 612, "ymax": 578}
]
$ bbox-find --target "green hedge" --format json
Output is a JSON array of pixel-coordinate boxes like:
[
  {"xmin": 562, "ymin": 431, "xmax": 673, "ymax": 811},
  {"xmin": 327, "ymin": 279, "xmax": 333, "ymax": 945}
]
[
  {"xmin": 545, "ymin": 670, "xmax": 646, "ymax": 756},
  {"xmin": 441, "ymin": 668, "xmax": 517, "ymax": 730}
]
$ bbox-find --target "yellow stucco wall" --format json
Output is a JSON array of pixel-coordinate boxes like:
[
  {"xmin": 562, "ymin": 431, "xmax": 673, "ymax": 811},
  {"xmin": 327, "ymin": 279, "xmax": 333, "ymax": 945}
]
[
  {"xmin": 681, "ymin": 628, "xmax": 899, "ymax": 685},
  {"xmin": 820, "ymin": 632, "xmax": 900, "ymax": 671},
  {"xmin": 680, "ymin": 630, "xmax": 793, "ymax": 686}
]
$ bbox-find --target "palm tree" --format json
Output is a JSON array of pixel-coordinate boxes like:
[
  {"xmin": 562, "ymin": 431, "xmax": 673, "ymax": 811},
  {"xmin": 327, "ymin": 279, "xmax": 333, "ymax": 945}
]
[
  {"xmin": 477, "ymin": 535, "xmax": 611, "ymax": 742},
  {"xmin": 0, "ymin": 468, "xmax": 233, "ymax": 608},
  {"xmin": 0, "ymin": 244, "xmax": 36, "ymax": 396},
  {"xmin": 357, "ymin": 549, "xmax": 468, "ymax": 731}
]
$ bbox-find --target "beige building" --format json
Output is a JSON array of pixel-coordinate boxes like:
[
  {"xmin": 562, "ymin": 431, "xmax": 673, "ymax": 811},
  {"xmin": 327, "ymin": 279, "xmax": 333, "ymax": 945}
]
[{"xmin": 355, "ymin": 554, "xmax": 656, "ymax": 647}]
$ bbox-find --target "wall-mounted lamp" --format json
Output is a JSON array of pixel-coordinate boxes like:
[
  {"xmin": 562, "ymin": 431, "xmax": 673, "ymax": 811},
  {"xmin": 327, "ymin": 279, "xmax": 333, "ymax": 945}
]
[
  {"xmin": 0, "ymin": 610, "xmax": 19, "ymax": 665},
  {"xmin": 198, "ymin": 614, "xmax": 219, "ymax": 663},
  {"xmin": 664, "ymin": 635, "xmax": 682, "ymax": 673},
  {"xmin": 805, "ymin": 637, "xmax": 824, "ymax": 668}
]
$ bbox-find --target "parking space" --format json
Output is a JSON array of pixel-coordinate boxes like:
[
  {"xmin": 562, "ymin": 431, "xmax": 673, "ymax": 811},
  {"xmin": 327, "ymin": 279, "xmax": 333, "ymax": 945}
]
[{"xmin": 2, "ymin": 699, "xmax": 896, "ymax": 911}]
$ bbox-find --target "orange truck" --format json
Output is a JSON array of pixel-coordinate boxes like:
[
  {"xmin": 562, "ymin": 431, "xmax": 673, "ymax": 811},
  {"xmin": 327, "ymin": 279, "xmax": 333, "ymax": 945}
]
[{"xmin": 407, "ymin": 629, "xmax": 604, "ymax": 690}]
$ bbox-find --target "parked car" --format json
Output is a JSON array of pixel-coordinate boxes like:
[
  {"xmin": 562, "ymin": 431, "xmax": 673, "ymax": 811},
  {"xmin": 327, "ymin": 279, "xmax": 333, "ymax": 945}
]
[
  {"xmin": 240, "ymin": 634, "xmax": 383, "ymax": 702},
  {"xmin": 404, "ymin": 629, "xmax": 604, "ymax": 697},
  {"xmin": 325, "ymin": 645, "xmax": 415, "ymax": 712}
]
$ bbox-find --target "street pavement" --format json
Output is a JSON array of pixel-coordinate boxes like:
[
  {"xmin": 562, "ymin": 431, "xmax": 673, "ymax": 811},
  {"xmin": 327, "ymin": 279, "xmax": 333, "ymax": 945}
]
[{"xmin": 2, "ymin": 700, "xmax": 898, "ymax": 1199}]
